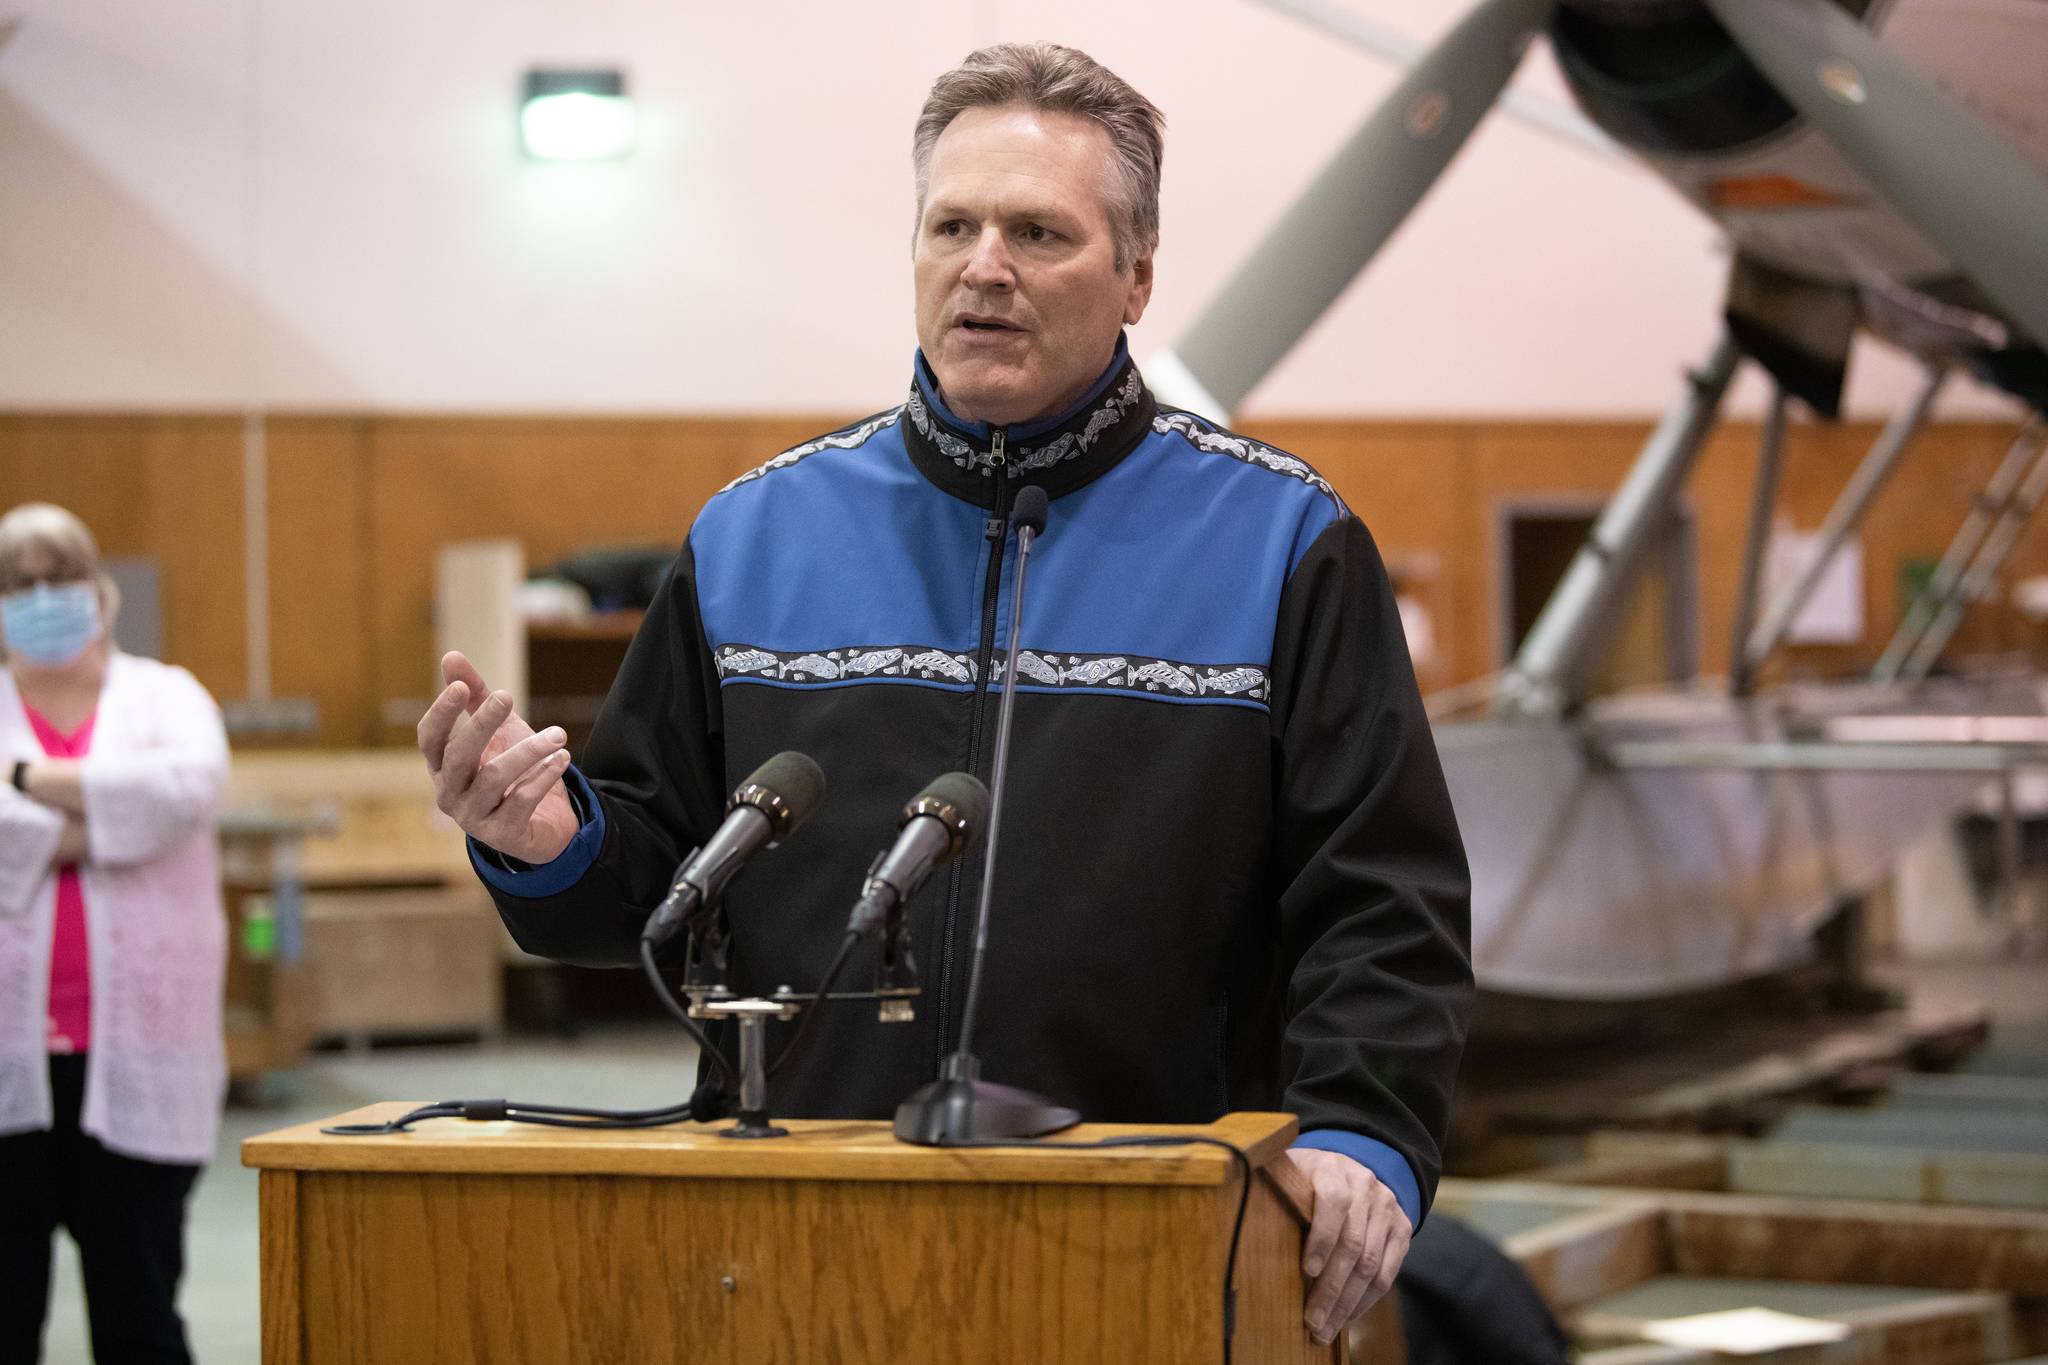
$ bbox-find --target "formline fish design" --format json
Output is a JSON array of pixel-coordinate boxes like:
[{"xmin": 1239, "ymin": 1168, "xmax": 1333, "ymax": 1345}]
[
  {"xmin": 904, "ymin": 650, "xmax": 974, "ymax": 683},
  {"xmin": 721, "ymin": 644, "xmax": 1267, "ymax": 703},
  {"xmin": 1059, "ymin": 656, "xmax": 1130, "ymax": 687},
  {"xmin": 842, "ymin": 648, "xmax": 904, "ymax": 676},
  {"xmin": 1133, "ymin": 660, "xmax": 1200, "ymax": 695},
  {"xmin": 1200, "ymin": 667, "xmax": 1266, "ymax": 697},
  {"xmin": 784, "ymin": 653, "xmax": 841, "ymax": 679}
]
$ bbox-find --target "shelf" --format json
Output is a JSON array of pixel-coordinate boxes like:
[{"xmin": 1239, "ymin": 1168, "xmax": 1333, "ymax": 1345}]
[{"xmin": 527, "ymin": 609, "xmax": 645, "ymax": 642}]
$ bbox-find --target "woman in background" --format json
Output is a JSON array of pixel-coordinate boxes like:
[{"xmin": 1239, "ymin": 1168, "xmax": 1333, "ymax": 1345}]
[{"xmin": 0, "ymin": 503, "xmax": 228, "ymax": 1364}]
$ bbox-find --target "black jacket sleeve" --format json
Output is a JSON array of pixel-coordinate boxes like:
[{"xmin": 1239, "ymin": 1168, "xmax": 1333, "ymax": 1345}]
[
  {"xmin": 486, "ymin": 539, "xmax": 729, "ymax": 966},
  {"xmin": 1268, "ymin": 513, "xmax": 1474, "ymax": 1216}
]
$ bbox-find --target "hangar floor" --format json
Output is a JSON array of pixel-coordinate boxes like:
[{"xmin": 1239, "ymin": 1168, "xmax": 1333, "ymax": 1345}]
[
  {"xmin": 30, "ymin": 953, "xmax": 2047, "ymax": 1365},
  {"xmin": 38, "ymin": 1025, "xmax": 704, "ymax": 1365}
]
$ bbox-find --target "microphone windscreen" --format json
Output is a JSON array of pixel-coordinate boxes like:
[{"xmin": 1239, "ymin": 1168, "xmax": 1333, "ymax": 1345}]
[
  {"xmin": 744, "ymin": 750, "xmax": 828, "ymax": 833},
  {"xmin": 913, "ymin": 770, "xmax": 991, "ymax": 844},
  {"xmin": 1011, "ymin": 484, "xmax": 1049, "ymax": 537}
]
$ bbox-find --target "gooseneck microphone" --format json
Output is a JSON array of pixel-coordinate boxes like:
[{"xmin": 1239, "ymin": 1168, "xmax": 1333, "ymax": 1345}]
[
  {"xmin": 896, "ymin": 483, "xmax": 1081, "ymax": 1145},
  {"xmin": 955, "ymin": 485, "xmax": 1044, "ymax": 1060},
  {"xmin": 641, "ymin": 750, "xmax": 827, "ymax": 948},
  {"xmin": 847, "ymin": 771, "xmax": 991, "ymax": 939}
]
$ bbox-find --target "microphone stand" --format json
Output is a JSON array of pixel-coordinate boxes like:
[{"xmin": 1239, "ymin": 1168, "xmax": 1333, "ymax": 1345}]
[{"xmin": 896, "ymin": 486, "xmax": 1080, "ymax": 1145}]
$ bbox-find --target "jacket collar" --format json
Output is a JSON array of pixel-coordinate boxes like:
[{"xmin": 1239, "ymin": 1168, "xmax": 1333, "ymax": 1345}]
[{"xmin": 902, "ymin": 335, "xmax": 1157, "ymax": 506}]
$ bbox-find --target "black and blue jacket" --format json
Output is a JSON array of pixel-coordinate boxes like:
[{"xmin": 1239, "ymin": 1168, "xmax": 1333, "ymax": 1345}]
[{"xmin": 477, "ymin": 340, "xmax": 1473, "ymax": 1223}]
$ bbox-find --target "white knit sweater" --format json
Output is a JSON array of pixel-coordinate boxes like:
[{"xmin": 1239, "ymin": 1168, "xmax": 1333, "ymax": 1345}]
[{"xmin": 0, "ymin": 653, "xmax": 228, "ymax": 1164}]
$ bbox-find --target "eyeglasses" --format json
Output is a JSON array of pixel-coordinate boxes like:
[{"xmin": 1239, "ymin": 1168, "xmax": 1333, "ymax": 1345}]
[{"xmin": 0, "ymin": 570, "xmax": 90, "ymax": 594}]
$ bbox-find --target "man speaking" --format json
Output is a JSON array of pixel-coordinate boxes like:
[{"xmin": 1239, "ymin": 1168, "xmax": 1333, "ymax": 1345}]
[{"xmin": 418, "ymin": 42, "xmax": 1471, "ymax": 1345}]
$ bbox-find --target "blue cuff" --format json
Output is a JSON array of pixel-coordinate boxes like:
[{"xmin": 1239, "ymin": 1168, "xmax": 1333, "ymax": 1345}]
[
  {"xmin": 467, "ymin": 765, "xmax": 605, "ymax": 898},
  {"xmin": 1290, "ymin": 1129, "xmax": 1423, "ymax": 1230}
]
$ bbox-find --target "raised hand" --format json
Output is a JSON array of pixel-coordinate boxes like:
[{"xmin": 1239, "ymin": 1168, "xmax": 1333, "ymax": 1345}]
[{"xmin": 417, "ymin": 651, "xmax": 580, "ymax": 864}]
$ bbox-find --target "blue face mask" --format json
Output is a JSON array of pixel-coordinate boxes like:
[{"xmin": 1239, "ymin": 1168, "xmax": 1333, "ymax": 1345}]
[{"xmin": 2, "ymin": 581, "xmax": 102, "ymax": 667}]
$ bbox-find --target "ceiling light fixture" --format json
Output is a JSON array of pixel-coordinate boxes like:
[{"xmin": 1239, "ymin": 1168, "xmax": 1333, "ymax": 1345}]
[{"xmin": 520, "ymin": 69, "xmax": 635, "ymax": 162}]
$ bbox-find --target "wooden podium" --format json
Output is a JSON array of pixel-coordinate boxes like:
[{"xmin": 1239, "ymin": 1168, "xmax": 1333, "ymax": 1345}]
[{"xmin": 244, "ymin": 1104, "xmax": 1345, "ymax": 1363}]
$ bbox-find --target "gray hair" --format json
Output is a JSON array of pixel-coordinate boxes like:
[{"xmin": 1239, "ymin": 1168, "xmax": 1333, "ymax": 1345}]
[
  {"xmin": 913, "ymin": 43, "xmax": 1165, "ymax": 274},
  {"xmin": 0, "ymin": 502, "xmax": 119, "ymax": 657}
]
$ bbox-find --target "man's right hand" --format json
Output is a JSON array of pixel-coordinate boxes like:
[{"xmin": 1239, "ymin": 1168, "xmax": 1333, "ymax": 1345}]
[{"xmin": 418, "ymin": 650, "xmax": 580, "ymax": 865}]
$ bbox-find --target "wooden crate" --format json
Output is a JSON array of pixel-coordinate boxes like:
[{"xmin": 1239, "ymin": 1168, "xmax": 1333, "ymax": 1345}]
[
  {"xmin": 1420, "ymin": 1179, "xmax": 2048, "ymax": 1363},
  {"xmin": 229, "ymin": 749, "xmax": 475, "ymax": 888},
  {"xmin": 1523, "ymin": 1087, "xmax": 2048, "ymax": 1212},
  {"xmin": 303, "ymin": 886, "xmax": 503, "ymax": 1043}
]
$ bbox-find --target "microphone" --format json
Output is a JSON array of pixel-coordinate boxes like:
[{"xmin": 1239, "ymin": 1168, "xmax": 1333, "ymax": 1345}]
[
  {"xmin": 895, "ymin": 482, "xmax": 1080, "ymax": 1145},
  {"xmin": 847, "ymin": 772, "xmax": 990, "ymax": 939},
  {"xmin": 641, "ymin": 750, "xmax": 827, "ymax": 947},
  {"xmin": 1012, "ymin": 482, "xmax": 1048, "ymax": 537}
]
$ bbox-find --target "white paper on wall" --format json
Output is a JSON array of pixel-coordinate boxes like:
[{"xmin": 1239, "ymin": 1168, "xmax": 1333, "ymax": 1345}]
[{"xmin": 1768, "ymin": 522, "xmax": 1865, "ymax": 644}]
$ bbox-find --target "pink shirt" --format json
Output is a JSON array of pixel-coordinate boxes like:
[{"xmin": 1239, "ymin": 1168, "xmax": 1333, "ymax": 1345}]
[{"xmin": 26, "ymin": 704, "xmax": 95, "ymax": 1054}]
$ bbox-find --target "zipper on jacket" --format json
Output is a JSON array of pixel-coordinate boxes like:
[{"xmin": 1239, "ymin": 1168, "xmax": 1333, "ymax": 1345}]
[{"xmin": 934, "ymin": 433, "xmax": 1010, "ymax": 1071}]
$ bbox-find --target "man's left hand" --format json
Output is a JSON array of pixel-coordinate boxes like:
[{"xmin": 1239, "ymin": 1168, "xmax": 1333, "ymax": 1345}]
[{"xmin": 1288, "ymin": 1147, "xmax": 1412, "ymax": 1345}]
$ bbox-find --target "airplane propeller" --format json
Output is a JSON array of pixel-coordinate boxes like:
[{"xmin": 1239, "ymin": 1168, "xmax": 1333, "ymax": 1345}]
[
  {"xmin": 1151, "ymin": 0, "xmax": 1558, "ymax": 419},
  {"xmin": 1154, "ymin": 0, "xmax": 2048, "ymax": 420}
]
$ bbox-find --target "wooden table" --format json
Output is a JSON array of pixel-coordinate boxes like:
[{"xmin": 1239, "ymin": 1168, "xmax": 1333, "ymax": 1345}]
[
  {"xmin": 244, "ymin": 1105, "xmax": 1341, "ymax": 1364},
  {"xmin": 218, "ymin": 803, "xmax": 335, "ymax": 1098}
]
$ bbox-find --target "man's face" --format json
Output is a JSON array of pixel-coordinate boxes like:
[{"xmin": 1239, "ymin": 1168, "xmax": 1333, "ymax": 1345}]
[{"xmin": 914, "ymin": 103, "xmax": 1153, "ymax": 429}]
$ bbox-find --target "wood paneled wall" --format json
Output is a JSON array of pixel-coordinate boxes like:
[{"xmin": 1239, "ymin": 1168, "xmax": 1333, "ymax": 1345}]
[
  {"xmin": 1248, "ymin": 415, "xmax": 2038, "ymax": 699},
  {"xmin": 2, "ymin": 410, "xmax": 2040, "ymax": 746}
]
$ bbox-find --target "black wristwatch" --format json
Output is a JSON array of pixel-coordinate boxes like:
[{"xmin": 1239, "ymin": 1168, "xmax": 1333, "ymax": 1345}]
[{"xmin": 9, "ymin": 760, "xmax": 26, "ymax": 793}]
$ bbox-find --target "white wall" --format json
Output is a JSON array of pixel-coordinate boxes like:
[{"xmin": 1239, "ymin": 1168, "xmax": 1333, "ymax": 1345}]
[{"xmin": 0, "ymin": 0, "xmax": 2023, "ymax": 417}]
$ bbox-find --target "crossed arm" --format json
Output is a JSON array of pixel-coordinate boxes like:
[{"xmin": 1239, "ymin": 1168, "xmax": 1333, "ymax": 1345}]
[
  {"xmin": 15, "ymin": 758, "xmax": 89, "ymax": 865},
  {"xmin": 1, "ymin": 670, "xmax": 229, "ymax": 900}
]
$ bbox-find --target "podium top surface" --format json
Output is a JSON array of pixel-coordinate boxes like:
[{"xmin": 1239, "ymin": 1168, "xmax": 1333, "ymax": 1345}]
[{"xmin": 242, "ymin": 1105, "xmax": 1298, "ymax": 1186}]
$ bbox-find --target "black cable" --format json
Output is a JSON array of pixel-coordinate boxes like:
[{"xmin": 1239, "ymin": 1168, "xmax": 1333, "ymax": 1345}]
[
  {"xmin": 323, "ymin": 1103, "xmax": 463, "ymax": 1134},
  {"xmin": 322, "ymin": 1096, "xmax": 699, "ymax": 1136},
  {"xmin": 327, "ymin": 927, "xmax": 866, "ymax": 1137},
  {"xmin": 766, "ymin": 930, "xmax": 860, "ymax": 1079},
  {"xmin": 640, "ymin": 936, "xmax": 736, "ymax": 1092},
  {"xmin": 943, "ymin": 1134, "xmax": 1252, "ymax": 1365},
  {"xmin": 324, "ymin": 940, "xmax": 740, "ymax": 1136}
]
